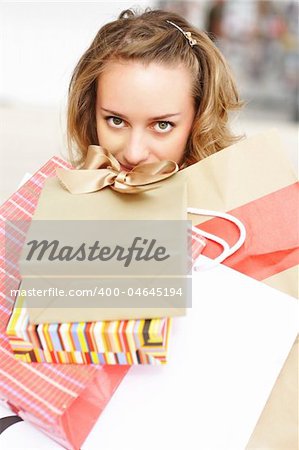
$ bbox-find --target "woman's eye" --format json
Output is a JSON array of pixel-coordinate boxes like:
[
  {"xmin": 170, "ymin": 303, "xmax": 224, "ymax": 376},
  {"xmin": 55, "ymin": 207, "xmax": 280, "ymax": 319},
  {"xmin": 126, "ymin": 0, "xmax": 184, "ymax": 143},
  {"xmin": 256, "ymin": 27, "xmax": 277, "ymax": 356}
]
[
  {"xmin": 106, "ymin": 116, "xmax": 125, "ymax": 128},
  {"xmin": 153, "ymin": 121, "xmax": 173, "ymax": 133}
]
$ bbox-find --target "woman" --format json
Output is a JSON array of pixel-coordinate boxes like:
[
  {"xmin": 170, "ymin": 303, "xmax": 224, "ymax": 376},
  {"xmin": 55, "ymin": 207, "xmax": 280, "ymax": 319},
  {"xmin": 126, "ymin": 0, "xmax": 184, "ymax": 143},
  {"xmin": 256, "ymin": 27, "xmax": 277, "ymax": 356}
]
[{"xmin": 67, "ymin": 8, "xmax": 243, "ymax": 169}]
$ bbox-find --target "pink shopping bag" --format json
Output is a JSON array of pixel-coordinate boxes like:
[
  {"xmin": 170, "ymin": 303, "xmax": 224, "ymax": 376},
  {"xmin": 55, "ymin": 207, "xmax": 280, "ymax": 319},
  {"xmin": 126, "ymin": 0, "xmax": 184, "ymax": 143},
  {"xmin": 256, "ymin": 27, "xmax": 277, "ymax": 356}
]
[{"xmin": 0, "ymin": 156, "xmax": 129, "ymax": 449}]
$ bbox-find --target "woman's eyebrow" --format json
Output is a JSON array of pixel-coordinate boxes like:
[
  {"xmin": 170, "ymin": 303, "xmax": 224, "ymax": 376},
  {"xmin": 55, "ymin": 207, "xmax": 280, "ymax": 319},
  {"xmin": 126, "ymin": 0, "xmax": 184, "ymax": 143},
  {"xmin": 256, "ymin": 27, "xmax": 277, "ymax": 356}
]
[{"xmin": 100, "ymin": 108, "xmax": 181, "ymax": 120}]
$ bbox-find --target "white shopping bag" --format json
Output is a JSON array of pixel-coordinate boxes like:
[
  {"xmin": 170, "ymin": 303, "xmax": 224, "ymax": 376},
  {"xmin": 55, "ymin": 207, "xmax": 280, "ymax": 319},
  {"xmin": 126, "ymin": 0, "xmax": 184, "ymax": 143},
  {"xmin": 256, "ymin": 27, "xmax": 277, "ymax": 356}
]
[{"xmin": 84, "ymin": 262, "xmax": 298, "ymax": 450}]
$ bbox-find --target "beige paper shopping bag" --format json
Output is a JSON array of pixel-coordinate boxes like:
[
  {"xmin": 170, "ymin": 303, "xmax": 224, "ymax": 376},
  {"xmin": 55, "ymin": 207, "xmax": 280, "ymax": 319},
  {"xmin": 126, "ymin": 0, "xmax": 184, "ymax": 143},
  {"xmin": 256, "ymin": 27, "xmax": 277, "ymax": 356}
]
[
  {"xmin": 175, "ymin": 129, "xmax": 298, "ymax": 450},
  {"xmin": 176, "ymin": 129, "xmax": 298, "ymax": 295},
  {"xmin": 21, "ymin": 171, "xmax": 190, "ymax": 324}
]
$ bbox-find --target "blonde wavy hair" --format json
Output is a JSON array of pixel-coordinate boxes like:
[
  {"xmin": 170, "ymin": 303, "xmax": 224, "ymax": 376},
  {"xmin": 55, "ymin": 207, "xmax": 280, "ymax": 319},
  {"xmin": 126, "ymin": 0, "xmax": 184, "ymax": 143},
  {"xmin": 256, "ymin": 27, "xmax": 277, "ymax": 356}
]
[{"xmin": 67, "ymin": 8, "xmax": 243, "ymax": 167}]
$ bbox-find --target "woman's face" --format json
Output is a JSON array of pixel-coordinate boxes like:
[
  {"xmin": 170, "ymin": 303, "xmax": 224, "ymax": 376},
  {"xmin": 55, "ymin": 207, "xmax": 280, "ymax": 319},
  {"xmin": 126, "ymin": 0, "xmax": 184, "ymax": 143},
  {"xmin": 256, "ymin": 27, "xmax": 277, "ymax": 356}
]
[{"xmin": 96, "ymin": 60, "xmax": 195, "ymax": 170}]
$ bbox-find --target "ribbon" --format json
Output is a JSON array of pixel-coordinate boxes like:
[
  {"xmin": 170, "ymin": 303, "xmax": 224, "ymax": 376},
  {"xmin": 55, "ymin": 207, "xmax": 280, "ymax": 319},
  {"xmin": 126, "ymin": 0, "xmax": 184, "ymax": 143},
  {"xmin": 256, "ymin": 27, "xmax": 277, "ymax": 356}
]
[{"xmin": 56, "ymin": 145, "xmax": 178, "ymax": 194}]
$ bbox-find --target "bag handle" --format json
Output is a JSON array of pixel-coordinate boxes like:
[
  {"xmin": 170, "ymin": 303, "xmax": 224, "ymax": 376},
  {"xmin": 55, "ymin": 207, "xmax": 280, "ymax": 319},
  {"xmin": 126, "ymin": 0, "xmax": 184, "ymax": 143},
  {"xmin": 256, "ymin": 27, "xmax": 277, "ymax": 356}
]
[{"xmin": 188, "ymin": 207, "xmax": 246, "ymax": 271}]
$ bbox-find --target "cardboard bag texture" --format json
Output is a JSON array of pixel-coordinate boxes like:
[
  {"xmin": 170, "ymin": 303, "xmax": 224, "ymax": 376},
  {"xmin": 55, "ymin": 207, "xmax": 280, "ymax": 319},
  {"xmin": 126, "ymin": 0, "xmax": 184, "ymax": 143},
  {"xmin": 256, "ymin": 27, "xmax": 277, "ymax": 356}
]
[
  {"xmin": 23, "ymin": 174, "xmax": 189, "ymax": 323},
  {"xmin": 177, "ymin": 129, "xmax": 298, "ymax": 296},
  {"xmin": 176, "ymin": 129, "xmax": 298, "ymax": 450}
]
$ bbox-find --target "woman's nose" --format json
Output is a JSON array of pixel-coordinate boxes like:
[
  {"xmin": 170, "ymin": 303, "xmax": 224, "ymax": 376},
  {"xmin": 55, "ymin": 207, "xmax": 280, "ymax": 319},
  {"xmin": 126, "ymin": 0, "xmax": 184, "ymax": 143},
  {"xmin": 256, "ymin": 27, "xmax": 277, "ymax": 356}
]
[{"xmin": 122, "ymin": 131, "xmax": 149, "ymax": 167}]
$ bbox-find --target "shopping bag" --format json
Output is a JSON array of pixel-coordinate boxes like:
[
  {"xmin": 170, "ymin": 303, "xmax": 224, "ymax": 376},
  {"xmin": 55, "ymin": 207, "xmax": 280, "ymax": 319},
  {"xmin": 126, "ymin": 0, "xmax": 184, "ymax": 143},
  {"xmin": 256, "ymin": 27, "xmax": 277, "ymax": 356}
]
[
  {"xmin": 177, "ymin": 129, "xmax": 298, "ymax": 449},
  {"xmin": 178, "ymin": 129, "xmax": 298, "ymax": 294},
  {"xmin": 81, "ymin": 262, "xmax": 298, "ymax": 450},
  {"xmin": 0, "ymin": 157, "xmax": 129, "ymax": 449},
  {"xmin": 20, "ymin": 146, "xmax": 190, "ymax": 324}
]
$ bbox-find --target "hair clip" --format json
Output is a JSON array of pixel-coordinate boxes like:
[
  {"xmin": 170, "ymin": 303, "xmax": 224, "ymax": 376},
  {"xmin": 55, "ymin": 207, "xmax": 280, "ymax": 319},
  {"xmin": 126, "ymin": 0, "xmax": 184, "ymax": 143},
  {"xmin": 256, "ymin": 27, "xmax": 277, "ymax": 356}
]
[{"xmin": 166, "ymin": 20, "xmax": 197, "ymax": 47}]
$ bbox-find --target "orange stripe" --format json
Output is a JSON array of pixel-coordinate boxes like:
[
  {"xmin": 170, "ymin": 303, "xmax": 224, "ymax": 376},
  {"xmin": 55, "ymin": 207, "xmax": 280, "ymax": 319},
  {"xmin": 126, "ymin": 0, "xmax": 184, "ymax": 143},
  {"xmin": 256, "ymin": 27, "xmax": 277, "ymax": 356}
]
[
  {"xmin": 89, "ymin": 323, "xmax": 98, "ymax": 352},
  {"xmin": 102, "ymin": 322, "xmax": 111, "ymax": 352}
]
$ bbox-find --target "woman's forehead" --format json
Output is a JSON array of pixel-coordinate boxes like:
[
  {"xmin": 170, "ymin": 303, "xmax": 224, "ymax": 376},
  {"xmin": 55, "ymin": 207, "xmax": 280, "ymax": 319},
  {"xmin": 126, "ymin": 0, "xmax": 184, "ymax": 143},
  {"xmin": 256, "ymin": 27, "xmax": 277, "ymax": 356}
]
[{"xmin": 96, "ymin": 60, "xmax": 194, "ymax": 116}]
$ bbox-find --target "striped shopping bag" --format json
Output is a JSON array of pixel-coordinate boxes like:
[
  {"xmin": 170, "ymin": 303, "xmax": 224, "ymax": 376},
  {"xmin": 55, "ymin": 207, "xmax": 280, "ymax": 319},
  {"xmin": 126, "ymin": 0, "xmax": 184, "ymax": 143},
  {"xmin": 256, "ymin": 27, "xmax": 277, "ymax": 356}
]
[{"xmin": 0, "ymin": 157, "xmax": 128, "ymax": 449}]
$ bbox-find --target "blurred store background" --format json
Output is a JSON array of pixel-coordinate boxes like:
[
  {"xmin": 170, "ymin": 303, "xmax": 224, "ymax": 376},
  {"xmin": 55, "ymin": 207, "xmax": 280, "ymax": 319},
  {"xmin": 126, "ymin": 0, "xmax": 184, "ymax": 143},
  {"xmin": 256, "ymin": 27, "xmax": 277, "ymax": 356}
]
[
  {"xmin": 158, "ymin": 0, "xmax": 299, "ymax": 121},
  {"xmin": 0, "ymin": 1, "xmax": 298, "ymax": 203}
]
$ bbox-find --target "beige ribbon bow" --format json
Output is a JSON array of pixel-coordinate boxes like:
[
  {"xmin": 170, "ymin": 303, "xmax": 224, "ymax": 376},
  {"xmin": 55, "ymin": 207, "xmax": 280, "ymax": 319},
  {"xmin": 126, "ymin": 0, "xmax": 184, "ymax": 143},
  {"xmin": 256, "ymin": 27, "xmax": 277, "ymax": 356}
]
[{"xmin": 56, "ymin": 145, "xmax": 179, "ymax": 194}]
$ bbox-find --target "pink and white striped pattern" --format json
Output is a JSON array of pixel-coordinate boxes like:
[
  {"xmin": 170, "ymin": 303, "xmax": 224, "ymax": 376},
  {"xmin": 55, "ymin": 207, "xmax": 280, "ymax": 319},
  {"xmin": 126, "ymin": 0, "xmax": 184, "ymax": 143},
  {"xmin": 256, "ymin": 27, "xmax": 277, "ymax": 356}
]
[{"xmin": 0, "ymin": 157, "xmax": 128, "ymax": 449}]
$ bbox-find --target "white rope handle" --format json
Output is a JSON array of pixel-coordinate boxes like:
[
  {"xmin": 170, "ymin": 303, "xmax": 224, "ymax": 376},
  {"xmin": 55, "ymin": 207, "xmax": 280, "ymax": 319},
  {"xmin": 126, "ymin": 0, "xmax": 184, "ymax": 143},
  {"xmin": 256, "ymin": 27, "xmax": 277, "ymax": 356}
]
[{"xmin": 188, "ymin": 207, "xmax": 246, "ymax": 271}]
